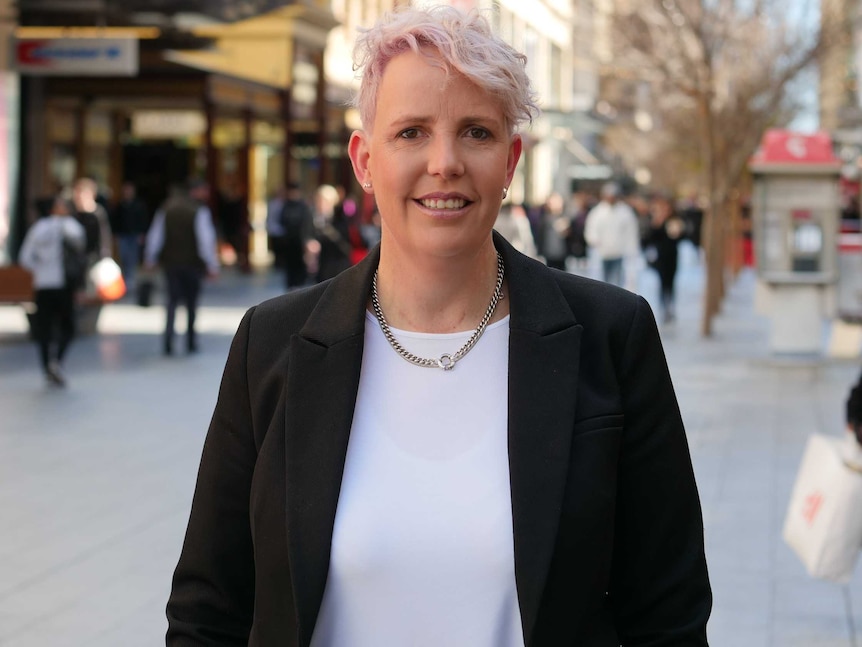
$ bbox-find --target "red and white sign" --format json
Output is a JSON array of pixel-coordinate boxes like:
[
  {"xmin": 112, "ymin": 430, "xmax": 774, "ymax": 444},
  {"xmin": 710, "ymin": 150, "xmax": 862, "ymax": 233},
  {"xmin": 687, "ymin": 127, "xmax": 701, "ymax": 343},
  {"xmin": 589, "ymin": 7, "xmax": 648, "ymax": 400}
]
[
  {"xmin": 750, "ymin": 130, "xmax": 841, "ymax": 167},
  {"xmin": 13, "ymin": 38, "xmax": 138, "ymax": 76}
]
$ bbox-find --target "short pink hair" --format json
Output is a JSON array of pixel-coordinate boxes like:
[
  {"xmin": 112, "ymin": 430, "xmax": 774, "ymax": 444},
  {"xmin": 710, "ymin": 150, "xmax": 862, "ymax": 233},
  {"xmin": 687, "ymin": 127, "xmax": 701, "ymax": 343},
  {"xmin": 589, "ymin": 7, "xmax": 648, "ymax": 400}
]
[{"xmin": 352, "ymin": 5, "xmax": 539, "ymax": 134}]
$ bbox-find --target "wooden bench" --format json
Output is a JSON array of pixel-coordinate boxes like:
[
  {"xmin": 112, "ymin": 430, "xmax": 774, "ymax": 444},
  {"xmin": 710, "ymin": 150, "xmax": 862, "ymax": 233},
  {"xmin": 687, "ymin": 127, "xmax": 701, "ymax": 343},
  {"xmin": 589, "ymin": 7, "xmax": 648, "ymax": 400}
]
[
  {"xmin": 0, "ymin": 265, "xmax": 35, "ymax": 307},
  {"xmin": 0, "ymin": 265, "xmax": 104, "ymax": 335}
]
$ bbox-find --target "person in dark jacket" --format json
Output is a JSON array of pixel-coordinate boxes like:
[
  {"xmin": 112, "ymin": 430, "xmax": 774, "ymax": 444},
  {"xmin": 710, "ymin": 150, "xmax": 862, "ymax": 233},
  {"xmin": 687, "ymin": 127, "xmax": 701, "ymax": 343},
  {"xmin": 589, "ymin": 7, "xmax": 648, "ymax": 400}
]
[
  {"xmin": 311, "ymin": 184, "xmax": 353, "ymax": 283},
  {"xmin": 72, "ymin": 177, "xmax": 112, "ymax": 264},
  {"xmin": 165, "ymin": 7, "xmax": 711, "ymax": 645},
  {"xmin": 111, "ymin": 181, "xmax": 149, "ymax": 290},
  {"xmin": 144, "ymin": 179, "xmax": 219, "ymax": 355},
  {"xmin": 645, "ymin": 193, "xmax": 685, "ymax": 323},
  {"xmin": 279, "ymin": 183, "xmax": 315, "ymax": 289}
]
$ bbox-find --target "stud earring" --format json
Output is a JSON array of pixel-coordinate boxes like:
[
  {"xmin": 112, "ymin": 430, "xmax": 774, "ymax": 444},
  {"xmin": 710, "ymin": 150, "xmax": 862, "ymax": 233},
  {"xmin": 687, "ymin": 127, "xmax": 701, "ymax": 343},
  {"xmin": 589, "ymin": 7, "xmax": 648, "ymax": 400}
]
[
  {"xmin": 502, "ymin": 186, "xmax": 509, "ymax": 199},
  {"xmin": 363, "ymin": 181, "xmax": 372, "ymax": 189}
]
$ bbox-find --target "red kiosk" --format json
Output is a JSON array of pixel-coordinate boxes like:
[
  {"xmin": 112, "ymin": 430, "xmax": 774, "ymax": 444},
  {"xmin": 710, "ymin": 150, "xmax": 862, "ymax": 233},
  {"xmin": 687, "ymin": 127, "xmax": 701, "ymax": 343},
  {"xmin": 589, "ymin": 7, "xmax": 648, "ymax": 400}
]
[{"xmin": 749, "ymin": 130, "xmax": 841, "ymax": 355}]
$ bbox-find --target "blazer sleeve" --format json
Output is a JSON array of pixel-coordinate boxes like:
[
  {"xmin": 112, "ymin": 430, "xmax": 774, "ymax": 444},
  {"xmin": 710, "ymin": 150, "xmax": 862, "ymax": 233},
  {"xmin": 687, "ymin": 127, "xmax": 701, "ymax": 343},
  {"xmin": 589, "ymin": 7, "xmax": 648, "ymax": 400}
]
[
  {"xmin": 610, "ymin": 296, "xmax": 712, "ymax": 645},
  {"xmin": 166, "ymin": 308, "xmax": 258, "ymax": 645}
]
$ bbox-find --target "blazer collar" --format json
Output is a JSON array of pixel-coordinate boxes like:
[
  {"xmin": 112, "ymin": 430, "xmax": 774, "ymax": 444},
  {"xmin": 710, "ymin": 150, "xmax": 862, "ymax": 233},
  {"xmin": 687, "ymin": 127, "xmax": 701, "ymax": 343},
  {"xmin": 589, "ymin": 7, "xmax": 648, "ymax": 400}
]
[{"xmin": 284, "ymin": 235, "xmax": 582, "ymax": 646}]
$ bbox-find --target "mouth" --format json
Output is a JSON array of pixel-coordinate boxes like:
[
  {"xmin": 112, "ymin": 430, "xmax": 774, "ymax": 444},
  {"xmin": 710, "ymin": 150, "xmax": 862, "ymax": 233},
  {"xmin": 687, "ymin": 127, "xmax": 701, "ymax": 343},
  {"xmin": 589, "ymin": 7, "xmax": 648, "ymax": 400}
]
[{"xmin": 415, "ymin": 197, "xmax": 471, "ymax": 211}]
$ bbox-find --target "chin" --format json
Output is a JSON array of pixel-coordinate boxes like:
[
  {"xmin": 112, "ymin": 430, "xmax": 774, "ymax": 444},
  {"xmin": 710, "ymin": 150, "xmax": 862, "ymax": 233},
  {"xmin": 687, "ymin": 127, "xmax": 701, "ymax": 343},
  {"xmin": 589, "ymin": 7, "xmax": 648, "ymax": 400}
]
[{"xmin": 414, "ymin": 229, "xmax": 494, "ymax": 260}]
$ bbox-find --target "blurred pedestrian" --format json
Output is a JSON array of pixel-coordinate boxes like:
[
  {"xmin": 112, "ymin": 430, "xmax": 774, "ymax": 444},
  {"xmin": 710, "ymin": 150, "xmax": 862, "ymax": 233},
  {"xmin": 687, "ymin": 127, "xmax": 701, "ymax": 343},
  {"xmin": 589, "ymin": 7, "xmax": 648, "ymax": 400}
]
[
  {"xmin": 566, "ymin": 191, "xmax": 592, "ymax": 270},
  {"xmin": 144, "ymin": 179, "xmax": 219, "ymax": 356},
  {"xmin": 644, "ymin": 193, "xmax": 685, "ymax": 323},
  {"xmin": 72, "ymin": 177, "xmax": 112, "ymax": 264},
  {"xmin": 266, "ymin": 184, "xmax": 289, "ymax": 270},
  {"xmin": 18, "ymin": 191, "xmax": 86, "ymax": 386},
  {"xmin": 166, "ymin": 7, "xmax": 711, "ymax": 644},
  {"xmin": 111, "ymin": 181, "xmax": 149, "ymax": 291},
  {"xmin": 536, "ymin": 192, "xmax": 570, "ymax": 271},
  {"xmin": 218, "ymin": 179, "xmax": 250, "ymax": 273},
  {"xmin": 279, "ymin": 183, "xmax": 315, "ymax": 289},
  {"xmin": 359, "ymin": 207, "xmax": 382, "ymax": 249},
  {"xmin": 740, "ymin": 199, "xmax": 755, "ymax": 267},
  {"xmin": 680, "ymin": 193, "xmax": 705, "ymax": 252},
  {"xmin": 312, "ymin": 184, "xmax": 353, "ymax": 283},
  {"xmin": 338, "ymin": 191, "xmax": 369, "ymax": 265},
  {"xmin": 494, "ymin": 202, "xmax": 538, "ymax": 258},
  {"xmin": 585, "ymin": 182, "xmax": 640, "ymax": 288},
  {"xmin": 628, "ymin": 194, "xmax": 652, "ymax": 248}
]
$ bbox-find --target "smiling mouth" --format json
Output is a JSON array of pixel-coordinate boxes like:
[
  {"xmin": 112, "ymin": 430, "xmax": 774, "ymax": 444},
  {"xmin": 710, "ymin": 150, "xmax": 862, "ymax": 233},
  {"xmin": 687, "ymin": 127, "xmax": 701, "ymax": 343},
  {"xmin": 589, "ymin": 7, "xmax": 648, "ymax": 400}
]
[{"xmin": 418, "ymin": 198, "xmax": 468, "ymax": 210}]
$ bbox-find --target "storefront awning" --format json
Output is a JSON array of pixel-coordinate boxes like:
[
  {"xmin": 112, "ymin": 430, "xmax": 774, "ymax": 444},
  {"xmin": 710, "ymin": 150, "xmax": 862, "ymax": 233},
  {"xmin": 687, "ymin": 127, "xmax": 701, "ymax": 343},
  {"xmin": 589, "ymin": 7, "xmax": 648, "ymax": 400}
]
[{"xmin": 164, "ymin": 4, "xmax": 338, "ymax": 90}]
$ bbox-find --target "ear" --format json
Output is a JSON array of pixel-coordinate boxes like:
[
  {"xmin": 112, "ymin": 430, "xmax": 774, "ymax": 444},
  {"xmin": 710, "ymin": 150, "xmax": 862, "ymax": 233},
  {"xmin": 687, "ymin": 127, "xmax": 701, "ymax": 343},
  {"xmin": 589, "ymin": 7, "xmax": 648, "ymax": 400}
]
[
  {"xmin": 348, "ymin": 130, "xmax": 372, "ymax": 191},
  {"xmin": 505, "ymin": 134, "xmax": 522, "ymax": 187}
]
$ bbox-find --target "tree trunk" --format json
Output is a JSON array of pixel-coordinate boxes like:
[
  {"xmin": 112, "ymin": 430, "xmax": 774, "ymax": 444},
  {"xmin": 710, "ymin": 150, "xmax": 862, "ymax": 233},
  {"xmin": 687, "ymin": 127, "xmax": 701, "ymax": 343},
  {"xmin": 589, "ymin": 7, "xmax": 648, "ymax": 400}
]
[
  {"xmin": 715, "ymin": 198, "xmax": 728, "ymax": 312},
  {"xmin": 699, "ymin": 96, "xmax": 722, "ymax": 337}
]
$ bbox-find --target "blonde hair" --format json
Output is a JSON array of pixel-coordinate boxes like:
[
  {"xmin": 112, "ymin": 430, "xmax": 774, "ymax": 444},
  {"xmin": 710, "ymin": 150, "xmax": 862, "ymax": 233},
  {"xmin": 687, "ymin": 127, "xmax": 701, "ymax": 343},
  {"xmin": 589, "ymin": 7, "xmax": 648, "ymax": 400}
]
[
  {"xmin": 352, "ymin": 5, "xmax": 539, "ymax": 134},
  {"xmin": 315, "ymin": 184, "xmax": 340, "ymax": 217}
]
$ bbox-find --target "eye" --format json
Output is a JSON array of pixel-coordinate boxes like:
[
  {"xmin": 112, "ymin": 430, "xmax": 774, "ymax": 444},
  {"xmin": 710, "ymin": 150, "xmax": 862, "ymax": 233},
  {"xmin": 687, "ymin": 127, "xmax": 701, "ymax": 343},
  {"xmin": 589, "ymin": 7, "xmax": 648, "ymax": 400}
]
[
  {"xmin": 398, "ymin": 128, "xmax": 420, "ymax": 140},
  {"xmin": 466, "ymin": 127, "xmax": 491, "ymax": 140}
]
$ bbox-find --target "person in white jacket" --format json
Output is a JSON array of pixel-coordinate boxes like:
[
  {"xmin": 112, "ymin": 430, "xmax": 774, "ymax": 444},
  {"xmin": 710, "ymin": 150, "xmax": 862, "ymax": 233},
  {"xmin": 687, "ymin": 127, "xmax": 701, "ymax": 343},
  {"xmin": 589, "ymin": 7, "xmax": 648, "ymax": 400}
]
[
  {"xmin": 18, "ymin": 192, "xmax": 86, "ymax": 386},
  {"xmin": 584, "ymin": 182, "xmax": 640, "ymax": 288}
]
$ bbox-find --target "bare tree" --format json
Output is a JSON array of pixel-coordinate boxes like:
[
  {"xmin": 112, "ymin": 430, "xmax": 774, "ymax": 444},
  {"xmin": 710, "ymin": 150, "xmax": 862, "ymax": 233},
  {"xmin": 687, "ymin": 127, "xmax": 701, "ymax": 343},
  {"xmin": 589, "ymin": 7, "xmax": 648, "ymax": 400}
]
[{"xmin": 597, "ymin": 0, "xmax": 838, "ymax": 336}]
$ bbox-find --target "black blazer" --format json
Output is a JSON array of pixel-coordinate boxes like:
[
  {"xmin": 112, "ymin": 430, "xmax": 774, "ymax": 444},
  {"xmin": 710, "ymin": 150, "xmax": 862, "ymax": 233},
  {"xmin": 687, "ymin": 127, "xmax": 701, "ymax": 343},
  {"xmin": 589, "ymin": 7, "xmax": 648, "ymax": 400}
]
[{"xmin": 166, "ymin": 234, "xmax": 711, "ymax": 646}]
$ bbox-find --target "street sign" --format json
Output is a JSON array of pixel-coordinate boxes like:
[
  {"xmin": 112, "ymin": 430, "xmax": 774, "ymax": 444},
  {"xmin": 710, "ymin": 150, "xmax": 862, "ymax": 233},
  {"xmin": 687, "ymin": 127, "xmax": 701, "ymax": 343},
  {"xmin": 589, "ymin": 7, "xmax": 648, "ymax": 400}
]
[
  {"xmin": 131, "ymin": 111, "xmax": 206, "ymax": 139},
  {"xmin": 12, "ymin": 37, "xmax": 138, "ymax": 76}
]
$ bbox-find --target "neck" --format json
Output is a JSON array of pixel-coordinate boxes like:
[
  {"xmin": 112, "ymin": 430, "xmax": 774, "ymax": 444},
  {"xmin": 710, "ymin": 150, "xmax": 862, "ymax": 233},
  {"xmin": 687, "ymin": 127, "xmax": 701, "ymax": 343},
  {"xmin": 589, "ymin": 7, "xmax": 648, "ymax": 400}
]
[{"xmin": 374, "ymin": 240, "xmax": 507, "ymax": 333}]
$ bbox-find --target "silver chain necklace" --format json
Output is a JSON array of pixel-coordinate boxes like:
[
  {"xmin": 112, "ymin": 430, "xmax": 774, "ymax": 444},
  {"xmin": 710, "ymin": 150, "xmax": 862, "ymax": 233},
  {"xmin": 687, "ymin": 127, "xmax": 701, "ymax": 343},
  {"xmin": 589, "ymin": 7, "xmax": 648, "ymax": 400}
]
[{"xmin": 371, "ymin": 252, "xmax": 505, "ymax": 371}]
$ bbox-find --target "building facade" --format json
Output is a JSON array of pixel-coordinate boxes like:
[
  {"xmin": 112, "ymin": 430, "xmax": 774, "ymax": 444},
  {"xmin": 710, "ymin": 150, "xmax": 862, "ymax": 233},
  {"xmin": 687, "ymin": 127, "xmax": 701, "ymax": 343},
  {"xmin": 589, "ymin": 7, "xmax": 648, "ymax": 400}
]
[
  {"xmin": 11, "ymin": 0, "xmax": 339, "ymax": 264},
  {"xmin": 7, "ymin": 0, "xmax": 607, "ymax": 265},
  {"xmin": 819, "ymin": 0, "xmax": 862, "ymax": 215}
]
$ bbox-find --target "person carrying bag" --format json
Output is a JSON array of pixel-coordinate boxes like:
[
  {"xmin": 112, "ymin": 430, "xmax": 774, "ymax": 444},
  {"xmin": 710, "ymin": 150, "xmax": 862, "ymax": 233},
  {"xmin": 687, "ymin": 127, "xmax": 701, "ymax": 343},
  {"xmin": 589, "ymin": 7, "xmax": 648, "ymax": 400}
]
[{"xmin": 18, "ymin": 191, "xmax": 86, "ymax": 386}]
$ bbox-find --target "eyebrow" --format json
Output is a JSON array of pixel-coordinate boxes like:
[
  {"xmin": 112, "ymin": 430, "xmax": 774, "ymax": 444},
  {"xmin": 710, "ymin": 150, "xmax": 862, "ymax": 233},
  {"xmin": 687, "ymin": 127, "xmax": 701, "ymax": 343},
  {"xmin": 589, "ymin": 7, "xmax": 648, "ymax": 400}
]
[{"xmin": 389, "ymin": 114, "xmax": 505, "ymax": 129}]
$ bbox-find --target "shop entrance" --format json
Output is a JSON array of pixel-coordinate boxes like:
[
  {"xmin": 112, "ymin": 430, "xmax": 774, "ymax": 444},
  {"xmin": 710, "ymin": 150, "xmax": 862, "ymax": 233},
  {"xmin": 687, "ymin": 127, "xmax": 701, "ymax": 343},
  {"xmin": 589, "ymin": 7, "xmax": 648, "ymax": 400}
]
[{"xmin": 122, "ymin": 142, "xmax": 195, "ymax": 219}]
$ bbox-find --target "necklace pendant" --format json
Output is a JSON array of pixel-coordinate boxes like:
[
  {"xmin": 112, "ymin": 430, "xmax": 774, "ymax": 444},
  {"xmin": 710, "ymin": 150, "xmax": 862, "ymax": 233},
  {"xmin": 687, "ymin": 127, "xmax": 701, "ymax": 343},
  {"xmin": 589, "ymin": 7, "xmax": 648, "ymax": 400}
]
[{"xmin": 437, "ymin": 353, "xmax": 456, "ymax": 370}]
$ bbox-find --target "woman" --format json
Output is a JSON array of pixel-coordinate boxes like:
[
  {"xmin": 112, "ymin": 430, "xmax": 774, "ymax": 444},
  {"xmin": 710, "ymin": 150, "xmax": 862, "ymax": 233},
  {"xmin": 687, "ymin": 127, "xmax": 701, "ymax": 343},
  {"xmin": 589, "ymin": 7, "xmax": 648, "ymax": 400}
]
[
  {"xmin": 166, "ymin": 7, "xmax": 711, "ymax": 646},
  {"xmin": 310, "ymin": 184, "xmax": 353, "ymax": 283},
  {"xmin": 644, "ymin": 193, "xmax": 685, "ymax": 323},
  {"xmin": 18, "ymin": 192, "xmax": 86, "ymax": 386}
]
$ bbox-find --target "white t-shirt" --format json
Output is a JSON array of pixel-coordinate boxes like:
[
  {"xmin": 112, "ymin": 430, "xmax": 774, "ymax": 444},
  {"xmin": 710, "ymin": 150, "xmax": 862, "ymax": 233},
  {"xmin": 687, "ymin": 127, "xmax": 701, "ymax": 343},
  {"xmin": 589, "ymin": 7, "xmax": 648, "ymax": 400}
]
[{"xmin": 310, "ymin": 312, "xmax": 524, "ymax": 647}]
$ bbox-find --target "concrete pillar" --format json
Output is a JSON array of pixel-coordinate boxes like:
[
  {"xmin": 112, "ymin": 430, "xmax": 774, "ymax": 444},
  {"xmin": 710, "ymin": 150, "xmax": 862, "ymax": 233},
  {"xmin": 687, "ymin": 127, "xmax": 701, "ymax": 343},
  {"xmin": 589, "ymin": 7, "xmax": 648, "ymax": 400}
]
[{"xmin": 0, "ymin": 0, "xmax": 18, "ymax": 261}]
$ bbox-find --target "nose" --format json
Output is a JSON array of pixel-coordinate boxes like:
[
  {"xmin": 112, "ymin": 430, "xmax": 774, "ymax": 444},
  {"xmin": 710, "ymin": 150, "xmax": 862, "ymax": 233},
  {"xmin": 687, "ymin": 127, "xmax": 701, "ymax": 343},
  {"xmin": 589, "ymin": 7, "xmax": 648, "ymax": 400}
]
[{"xmin": 426, "ymin": 135, "xmax": 465, "ymax": 179}]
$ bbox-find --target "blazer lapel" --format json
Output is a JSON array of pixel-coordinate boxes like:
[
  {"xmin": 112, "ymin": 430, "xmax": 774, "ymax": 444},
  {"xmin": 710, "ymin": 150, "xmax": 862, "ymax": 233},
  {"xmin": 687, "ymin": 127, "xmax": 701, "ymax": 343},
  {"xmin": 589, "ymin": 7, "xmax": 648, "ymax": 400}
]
[
  {"xmin": 496, "ymin": 235, "xmax": 583, "ymax": 644},
  {"xmin": 283, "ymin": 249, "xmax": 379, "ymax": 647}
]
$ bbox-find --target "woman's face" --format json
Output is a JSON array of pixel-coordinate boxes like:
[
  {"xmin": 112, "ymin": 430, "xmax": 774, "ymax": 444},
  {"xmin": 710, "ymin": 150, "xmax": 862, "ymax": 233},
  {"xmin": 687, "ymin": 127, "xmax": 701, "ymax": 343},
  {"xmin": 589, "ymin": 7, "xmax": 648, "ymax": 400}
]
[{"xmin": 349, "ymin": 50, "xmax": 521, "ymax": 262}]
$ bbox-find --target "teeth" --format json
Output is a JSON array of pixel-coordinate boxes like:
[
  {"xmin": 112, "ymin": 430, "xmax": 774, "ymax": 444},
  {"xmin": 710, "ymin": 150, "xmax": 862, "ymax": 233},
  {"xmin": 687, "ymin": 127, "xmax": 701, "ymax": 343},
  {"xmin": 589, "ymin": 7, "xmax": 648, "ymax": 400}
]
[{"xmin": 421, "ymin": 198, "xmax": 465, "ymax": 210}]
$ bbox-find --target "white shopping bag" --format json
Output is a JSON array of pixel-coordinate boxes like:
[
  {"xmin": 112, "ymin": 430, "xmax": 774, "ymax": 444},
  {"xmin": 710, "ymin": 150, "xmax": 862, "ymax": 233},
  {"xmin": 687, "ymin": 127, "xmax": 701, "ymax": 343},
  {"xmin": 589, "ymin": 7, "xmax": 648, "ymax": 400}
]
[
  {"xmin": 88, "ymin": 257, "xmax": 126, "ymax": 301},
  {"xmin": 782, "ymin": 434, "xmax": 862, "ymax": 583}
]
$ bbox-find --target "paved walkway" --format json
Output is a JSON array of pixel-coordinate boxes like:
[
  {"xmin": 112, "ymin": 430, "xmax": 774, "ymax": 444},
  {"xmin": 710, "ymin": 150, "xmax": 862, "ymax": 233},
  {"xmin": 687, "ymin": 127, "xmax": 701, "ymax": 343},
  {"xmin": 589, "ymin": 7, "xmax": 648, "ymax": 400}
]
[{"xmin": 0, "ymin": 247, "xmax": 860, "ymax": 646}]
